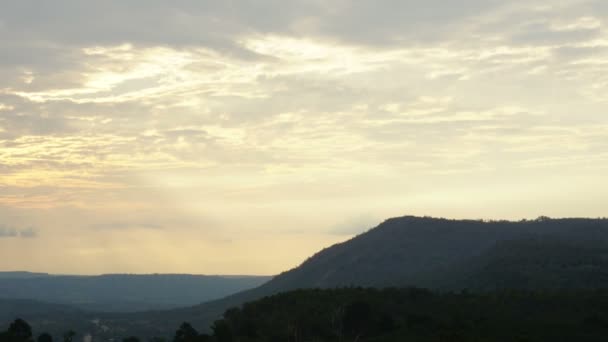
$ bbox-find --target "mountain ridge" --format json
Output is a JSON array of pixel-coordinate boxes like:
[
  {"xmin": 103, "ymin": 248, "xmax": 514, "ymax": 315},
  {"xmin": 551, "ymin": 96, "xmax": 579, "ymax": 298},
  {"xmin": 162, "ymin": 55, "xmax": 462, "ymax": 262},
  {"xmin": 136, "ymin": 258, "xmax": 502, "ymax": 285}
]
[
  {"xmin": 101, "ymin": 215, "xmax": 608, "ymax": 336},
  {"xmin": 5, "ymin": 215, "xmax": 608, "ymax": 338}
]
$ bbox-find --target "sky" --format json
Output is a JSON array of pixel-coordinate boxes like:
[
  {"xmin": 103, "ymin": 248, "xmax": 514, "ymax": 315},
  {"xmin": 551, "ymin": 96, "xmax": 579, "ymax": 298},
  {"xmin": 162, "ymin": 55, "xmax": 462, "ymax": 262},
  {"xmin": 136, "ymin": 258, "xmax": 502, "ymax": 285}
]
[{"xmin": 1, "ymin": 0, "xmax": 608, "ymax": 275}]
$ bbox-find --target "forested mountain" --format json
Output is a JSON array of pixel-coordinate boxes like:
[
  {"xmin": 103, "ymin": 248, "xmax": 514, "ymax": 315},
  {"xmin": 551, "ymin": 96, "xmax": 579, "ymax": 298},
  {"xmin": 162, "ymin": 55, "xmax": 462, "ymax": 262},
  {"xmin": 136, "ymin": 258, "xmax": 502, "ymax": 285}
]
[
  {"xmin": 443, "ymin": 235, "xmax": 608, "ymax": 291},
  {"xmin": 5, "ymin": 216, "xmax": 608, "ymax": 339},
  {"xmin": 263, "ymin": 216, "xmax": 608, "ymax": 290},
  {"xmin": 195, "ymin": 216, "xmax": 608, "ymax": 301},
  {"xmin": 0, "ymin": 274, "xmax": 271, "ymax": 312},
  {"xmin": 100, "ymin": 216, "xmax": 608, "ymax": 337}
]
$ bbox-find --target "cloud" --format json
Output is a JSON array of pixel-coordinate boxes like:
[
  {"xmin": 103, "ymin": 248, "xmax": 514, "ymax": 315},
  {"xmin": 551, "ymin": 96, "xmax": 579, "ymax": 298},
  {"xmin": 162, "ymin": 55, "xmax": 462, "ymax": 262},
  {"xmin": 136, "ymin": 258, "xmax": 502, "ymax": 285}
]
[
  {"xmin": 0, "ymin": 225, "xmax": 37, "ymax": 238},
  {"xmin": 89, "ymin": 222, "xmax": 165, "ymax": 230},
  {"xmin": 19, "ymin": 227, "xmax": 37, "ymax": 238},
  {"xmin": 0, "ymin": 226, "xmax": 17, "ymax": 238},
  {"xmin": 1, "ymin": 0, "xmax": 608, "ymax": 273}
]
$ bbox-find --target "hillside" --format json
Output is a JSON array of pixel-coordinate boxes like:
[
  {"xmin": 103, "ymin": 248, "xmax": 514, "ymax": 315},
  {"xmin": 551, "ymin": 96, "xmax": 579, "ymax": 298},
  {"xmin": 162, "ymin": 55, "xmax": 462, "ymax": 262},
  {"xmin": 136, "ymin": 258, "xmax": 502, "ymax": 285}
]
[
  {"xmin": 97, "ymin": 216, "xmax": 608, "ymax": 337},
  {"xmin": 208, "ymin": 287, "xmax": 608, "ymax": 342},
  {"xmin": 294, "ymin": 217, "xmax": 608, "ymax": 286},
  {"xmin": 445, "ymin": 235, "xmax": 608, "ymax": 291},
  {"xmin": 6, "ymin": 216, "xmax": 608, "ymax": 339}
]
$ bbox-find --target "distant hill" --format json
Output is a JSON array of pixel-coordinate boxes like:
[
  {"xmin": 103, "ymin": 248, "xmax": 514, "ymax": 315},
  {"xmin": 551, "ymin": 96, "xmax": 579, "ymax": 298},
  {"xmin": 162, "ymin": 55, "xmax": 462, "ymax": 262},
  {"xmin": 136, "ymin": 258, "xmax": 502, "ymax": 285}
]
[
  {"xmin": 0, "ymin": 272, "xmax": 49, "ymax": 279},
  {"xmin": 0, "ymin": 274, "xmax": 271, "ymax": 312},
  {"xmin": 6, "ymin": 216, "xmax": 608, "ymax": 339},
  {"xmin": 0, "ymin": 299, "xmax": 81, "ymax": 322}
]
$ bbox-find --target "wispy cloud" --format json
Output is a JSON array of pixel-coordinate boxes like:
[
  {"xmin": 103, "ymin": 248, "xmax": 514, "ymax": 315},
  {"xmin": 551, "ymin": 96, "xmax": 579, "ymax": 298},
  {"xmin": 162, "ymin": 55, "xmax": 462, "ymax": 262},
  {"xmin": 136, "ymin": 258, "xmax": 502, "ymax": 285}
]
[
  {"xmin": 1, "ymin": 0, "xmax": 608, "ymax": 273},
  {"xmin": 89, "ymin": 222, "xmax": 165, "ymax": 230}
]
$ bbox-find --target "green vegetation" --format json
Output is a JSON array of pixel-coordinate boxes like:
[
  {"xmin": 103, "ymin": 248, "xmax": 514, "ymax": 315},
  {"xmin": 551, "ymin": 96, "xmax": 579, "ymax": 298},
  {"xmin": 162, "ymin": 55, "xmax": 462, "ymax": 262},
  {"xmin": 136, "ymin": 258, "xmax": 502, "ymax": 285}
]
[
  {"xmin": 0, "ymin": 319, "xmax": 33, "ymax": 342},
  {"xmin": 205, "ymin": 287, "xmax": 608, "ymax": 342},
  {"xmin": 5, "ymin": 287, "xmax": 608, "ymax": 341}
]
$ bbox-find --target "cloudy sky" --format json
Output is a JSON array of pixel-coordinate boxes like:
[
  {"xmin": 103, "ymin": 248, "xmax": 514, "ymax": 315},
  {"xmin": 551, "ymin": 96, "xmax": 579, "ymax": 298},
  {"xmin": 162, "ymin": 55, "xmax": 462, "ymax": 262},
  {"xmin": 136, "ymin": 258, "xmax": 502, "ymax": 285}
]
[{"xmin": 1, "ymin": 0, "xmax": 608, "ymax": 275}]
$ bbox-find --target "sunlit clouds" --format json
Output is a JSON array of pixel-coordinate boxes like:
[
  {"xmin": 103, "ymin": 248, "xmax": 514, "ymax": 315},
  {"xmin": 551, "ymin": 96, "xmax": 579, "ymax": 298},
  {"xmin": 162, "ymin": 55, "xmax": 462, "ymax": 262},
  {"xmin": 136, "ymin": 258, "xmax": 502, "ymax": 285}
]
[{"xmin": 1, "ymin": 0, "xmax": 608, "ymax": 274}]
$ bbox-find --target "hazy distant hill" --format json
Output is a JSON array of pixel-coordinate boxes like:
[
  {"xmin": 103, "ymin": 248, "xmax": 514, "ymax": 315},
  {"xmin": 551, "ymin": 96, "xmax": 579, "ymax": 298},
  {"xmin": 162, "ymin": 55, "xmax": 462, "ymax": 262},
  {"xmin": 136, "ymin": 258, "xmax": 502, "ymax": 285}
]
[
  {"xmin": 0, "ymin": 299, "xmax": 81, "ymax": 322},
  {"xmin": 0, "ymin": 274, "xmax": 271, "ymax": 312},
  {"xmin": 0, "ymin": 272, "xmax": 49, "ymax": 279},
  {"xmin": 6, "ymin": 216, "xmax": 608, "ymax": 338}
]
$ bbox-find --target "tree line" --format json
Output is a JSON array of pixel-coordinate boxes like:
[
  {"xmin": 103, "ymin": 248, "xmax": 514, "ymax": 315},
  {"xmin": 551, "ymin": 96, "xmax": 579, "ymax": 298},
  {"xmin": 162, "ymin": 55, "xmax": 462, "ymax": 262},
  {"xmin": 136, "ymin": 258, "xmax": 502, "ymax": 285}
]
[{"xmin": 4, "ymin": 287, "xmax": 608, "ymax": 342}]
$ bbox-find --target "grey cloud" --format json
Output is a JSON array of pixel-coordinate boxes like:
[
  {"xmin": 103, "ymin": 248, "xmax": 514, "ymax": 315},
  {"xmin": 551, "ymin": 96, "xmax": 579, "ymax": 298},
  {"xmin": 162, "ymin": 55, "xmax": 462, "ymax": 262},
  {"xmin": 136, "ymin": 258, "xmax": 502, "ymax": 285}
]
[
  {"xmin": 19, "ymin": 227, "xmax": 37, "ymax": 238},
  {"xmin": 459, "ymin": 1, "xmax": 606, "ymax": 47},
  {"xmin": 0, "ymin": 226, "xmax": 17, "ymax": 237},
  {"xmin": 0, "ymin": 42, "xmax": 85, "ymax": 74},
  {"xmin": 553, "ymin": 45, "xmax": 608, "ymax": 61},
  {"xmin": 213, "ymin": 75, "xmax": 369, "ymax": 124},
  {"xmin": 163, "ymin": 128, "xmax": 210, "ymax": 141},
  {"xmin": 89, "ymin": 222, "xmax": 165, "ymax": 230},
  {"xmin": 308, "ymin": 0, "xmax": 506, "ymax": 46},
  {"xmin": 0, "ymin": 0, "xmax": 556, "ymax": 51},
  {"xmin": 509, "ymin": 23, "xmax": 601, "ymax": 45},
  {"xmin": 0, "ymin": 43, "xmax": 93, "ymax": 96},
  {"xmin": 0, "ymin": 1, "xmax": 317, "ymax": 54},
  {"xmin": 0, "ymin": 0, "xmax": 604, "ymax": 98},
  {"xmin": 0, "ymin": 112, "xmax": 72, "ymax": 139},
  {"xmin": 0, "ymin": 1, "xmax": 607, "ymax": 193},
  {"xmin": 0, "ymin": 225, "xmax": 37, "ymax": 238}
]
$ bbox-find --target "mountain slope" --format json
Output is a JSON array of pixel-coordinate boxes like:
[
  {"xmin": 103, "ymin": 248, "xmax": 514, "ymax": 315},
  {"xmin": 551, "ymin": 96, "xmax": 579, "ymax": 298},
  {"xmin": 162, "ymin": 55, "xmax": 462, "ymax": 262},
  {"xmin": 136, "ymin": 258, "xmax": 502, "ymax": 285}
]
[
  {"xmin": 209, "ymin": 288, "xmax": 608, "ymax": 342},
  {"xmin": 259, "ymin": 216, "xmax": 608, "ymax": 291},
  {"xmin": 9, "ymin": 216, "xmax": 608, "ymax": 338},
  {"xmin": 119, "ymin": 216, "xmax": 608, "ymax": 335},
  {"xmin": 445, "ymin": 235, "xmax": 608, "ymax": 290}
]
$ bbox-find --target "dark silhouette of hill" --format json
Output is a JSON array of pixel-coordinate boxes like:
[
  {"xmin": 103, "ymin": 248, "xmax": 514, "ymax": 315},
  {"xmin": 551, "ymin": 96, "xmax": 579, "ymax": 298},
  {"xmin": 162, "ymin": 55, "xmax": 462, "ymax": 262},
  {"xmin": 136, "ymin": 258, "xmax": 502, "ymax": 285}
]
[
  {"xmin": 208, "ymin": 288, "xmax": 608, "ymax": 342},
  {"xmin": 0, "ymin": 274, "xmax": 271, "ymax": 312},
  {"xmin": 102, "ymin": 216, "xmax": 608, "ymax": 337},
  {"xmin": 6, "ymin": 216, "xmax": 608, "ymax": 338},
  {"xmin": 444, "ymin": 235, "xmax": 608, "ymax": 290},
  {"xmin": 212, "ymin": 216, "xmax": 608, "ymax": 295},
  {"xmin": 263, "ymin": 216, "xmax": 608, "ymax": 290}
]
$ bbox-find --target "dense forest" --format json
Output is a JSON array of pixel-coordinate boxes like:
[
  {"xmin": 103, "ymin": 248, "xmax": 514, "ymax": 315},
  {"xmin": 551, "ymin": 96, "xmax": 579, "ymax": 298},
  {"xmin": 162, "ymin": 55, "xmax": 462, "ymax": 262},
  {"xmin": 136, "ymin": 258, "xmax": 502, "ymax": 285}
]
[{"xmin": 4, "ymin": 287, "xmax": 608, "ymax": 342}]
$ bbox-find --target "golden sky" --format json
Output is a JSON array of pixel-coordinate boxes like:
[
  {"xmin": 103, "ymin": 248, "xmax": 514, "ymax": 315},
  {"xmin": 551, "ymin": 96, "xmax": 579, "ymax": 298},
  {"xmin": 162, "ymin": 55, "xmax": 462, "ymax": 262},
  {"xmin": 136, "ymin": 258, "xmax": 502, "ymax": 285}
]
[{"xmin": 1, "ymin": 0, "xmax": 608, "ymax": 275}]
